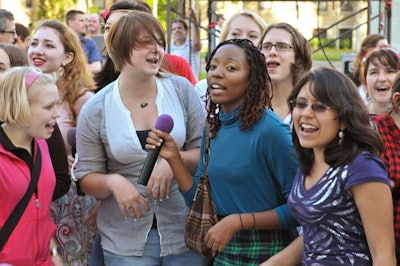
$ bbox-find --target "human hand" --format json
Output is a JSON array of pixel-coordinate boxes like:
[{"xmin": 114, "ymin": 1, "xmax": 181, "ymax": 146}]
[
  {"xmin": 146, "ymin": 159, "xmax": 174, "ymax": 201},
  {"xmin": 83, "ymin": 200, "xmax": 100, "ymax": 232},
  {"xmin": 188, "ymin": 7, "xmax": 198, "ymax": 22},
  {"xmin": 204, "ymin": 215, "xmax": 240, "ymax": 256},
  {"xmin": 109, "ymin": 175, "xmax": 150, "ymax": 220},
  {"xmin": 145, "ymin": 129, "xmax": 181, "ymax": 161}
]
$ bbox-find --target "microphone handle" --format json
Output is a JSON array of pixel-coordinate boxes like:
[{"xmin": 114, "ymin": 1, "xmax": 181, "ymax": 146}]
[{"xmin": 138, "ymin": 146, "xmax": 161, "ymax": 186}]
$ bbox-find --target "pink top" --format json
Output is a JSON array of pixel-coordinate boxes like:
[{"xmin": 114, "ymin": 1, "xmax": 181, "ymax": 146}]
[
  {"xmin": 57, "ymin": 90, "xmax": 94, "ymax": 156},
  {"xmin": 0, "ymin": 139, "xmax": 56, "ymax": 266}
]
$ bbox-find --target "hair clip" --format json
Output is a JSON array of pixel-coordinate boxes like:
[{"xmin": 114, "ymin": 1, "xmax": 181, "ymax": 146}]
[
  {"xmin": 101, "ymin": 8, "xmax": 110, "ymax": 21},
  {"xmin": 25, "ymin": 68, "xmax": 42, "ymax": 90}
]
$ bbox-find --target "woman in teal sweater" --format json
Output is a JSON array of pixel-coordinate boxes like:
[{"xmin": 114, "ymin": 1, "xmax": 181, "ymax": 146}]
[{"xmin": 146, "ymin": 39, "xmax": 299, "ymax": 265}]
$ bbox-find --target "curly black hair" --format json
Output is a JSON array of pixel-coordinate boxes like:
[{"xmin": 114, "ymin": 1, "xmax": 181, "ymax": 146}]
[{"xmin": 205, "ymin": 39, "xmax": 271, "ymax": 138}]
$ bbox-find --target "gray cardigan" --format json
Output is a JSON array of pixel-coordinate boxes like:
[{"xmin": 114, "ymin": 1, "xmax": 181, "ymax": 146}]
[{"xmin": 76, "ymin": 74, "xmax": 205, "ymax": 256}]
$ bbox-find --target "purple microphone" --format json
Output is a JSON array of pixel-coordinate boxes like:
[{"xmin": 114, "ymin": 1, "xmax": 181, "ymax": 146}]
[{"xmin": 138, "ymin": 114, "xmax": 174, "ymax": 186}]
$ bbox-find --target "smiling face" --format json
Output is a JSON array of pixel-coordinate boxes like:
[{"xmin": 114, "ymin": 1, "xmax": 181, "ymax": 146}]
[
  {"xmin": 261, "ymin": 28, "xmax": 295, "ymax": 86},
  {"xmin": 28, "ymin": 27, "xmax": 73, "ymax": 74},
  {"xmin": 366, "ymin": 59, "xmax": 399, "ymax": 110},
  {"xmin": 292, "ymin": 83, "xmax": 341, "ymax": 154},
  {"xmin": 206, "ymin": 44, "xmax": 249, "ymax": 113},
  {"xmin": 225, "ymin": 15, "xmax": 263, "ymax": 46},
  {"xmin": 25, "ymin": 81, "xmax": 60, "ymax": 139},
  {"xmin": 125, "ymin": 32, "xmax": 165, "ymax": 76}
]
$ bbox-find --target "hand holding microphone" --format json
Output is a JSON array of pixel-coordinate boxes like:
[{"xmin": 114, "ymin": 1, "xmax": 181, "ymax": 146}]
[{"xmin": 138, "ymin": 114, "xmax": 174, "ymax": 186}]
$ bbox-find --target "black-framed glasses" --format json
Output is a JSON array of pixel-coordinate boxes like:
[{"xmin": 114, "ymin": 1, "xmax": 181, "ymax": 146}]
[
  {"xmin": 290, "ymin": 99, "xmax": 333, "ymax": 113},
  {"xmin": 259, "ymin": 42, "xmax": 293, "ymax": 52},
  {"xmin": 0, "ymin": 30, "xmax": 15, "ymax": 35}
]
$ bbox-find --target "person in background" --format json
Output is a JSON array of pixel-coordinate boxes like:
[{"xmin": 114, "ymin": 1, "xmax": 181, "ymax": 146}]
[
  {"xmin": 0, "ymin": 43, "xmax": 28, "ymax": 72},
  {"xmin": 349, "ymin": 34, "xmax": 389, "ymax": 102},
  {"xmin": 259, "ymin": 22, "xmax": 312, "ymax": 124},
  {"xmin": 0, "ymin": 9, "xmax": 16, "ymax": 44},
  {"xmin": 361, "ymin": 48, "xmax": 400, "ymax": 116},
  {"xmin": 97, "ymin": 0, "xmax": 197, "ymax": 90},
  {"xmin": 0, "ymin": 67, "xmax": 63, "ymax": 266},
  {"xmin": 14, "ymin": 22, "xmax": 31, "ymax": 53},
  {"xmin": 66, "ymin": 10, "xmax": 102, "ymax": 74},
  {"xmin": 86, "ymin": 13, "xmax": 102, "ymax": 37},
  {"xmin": 371, "ymin": 73, "xmax": 400, "ymax": 263},
  {"xmin": 261, "ymin": 67, "xmax": 396, "ymax": 266},
  {"xmin": 214, "ymin": 13, "xmax": 224, "ymax": 45},
  {"xmin": 0, "ymin": 43, "xmax": 70, "ymax": 202},
  {"xmin": 146, "ymin": 39, "xmax": 299, "ymax": 265},
  {"xmin": 195, "ymin": 10, "xmax": 267, "ymax": 107},
  {"xmin": 75, "ymin": 11, "xmax": 207, "ymax": 266},
  {"xmin": 28, "ymin": 19, "xmax": 97, "ymax": 265},
  {"xmin": 170, "ymin": 8, "xmax": 202, "ymax": 81}
]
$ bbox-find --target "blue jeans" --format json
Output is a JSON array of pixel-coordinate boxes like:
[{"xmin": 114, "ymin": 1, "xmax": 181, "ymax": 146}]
[
  {"xmin": 103, "ymin": 229, "xmax": 208, "ymax": 266},
  {"xmin": 89, "ymin": 232, "xmax": 104, "ymax": 266}
]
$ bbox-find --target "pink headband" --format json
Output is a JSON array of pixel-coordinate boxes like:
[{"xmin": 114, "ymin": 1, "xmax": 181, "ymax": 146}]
[{"xmin": 25, "ymin": 69, "xmax": 42, "ymax": 90}]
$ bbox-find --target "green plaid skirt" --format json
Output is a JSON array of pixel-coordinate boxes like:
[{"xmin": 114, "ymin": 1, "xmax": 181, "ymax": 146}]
[{"xmin": 212, "ymin": 228, "xmax": 298, "ymax": 266}]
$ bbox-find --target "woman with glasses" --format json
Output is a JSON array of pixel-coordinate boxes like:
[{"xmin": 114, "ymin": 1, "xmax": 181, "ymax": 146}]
[
  {"xmin": 261, "ymin": 67, "xmax": 396, "ymax": 266},
  {"xmin": 259, "ymin": 22, "xmax": 312, "ymax": 124},
  {"xmin": 146, "ymin": 39, "xmax": 299, "ymax": 265}
]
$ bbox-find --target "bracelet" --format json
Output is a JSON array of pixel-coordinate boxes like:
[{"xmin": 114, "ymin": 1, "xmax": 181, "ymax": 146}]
[
  {"xmin": 251, "ymin": 213, "xmax": 256, "ymax": 229},
  {"xmin": 238, "ymin": 213, "xmax": 244, "ymax": 230}
]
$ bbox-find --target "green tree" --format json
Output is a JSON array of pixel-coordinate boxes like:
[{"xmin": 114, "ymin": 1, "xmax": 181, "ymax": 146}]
[{"xmin": 34, "ymin": 0, "xmax": 79, "ymax": 26}]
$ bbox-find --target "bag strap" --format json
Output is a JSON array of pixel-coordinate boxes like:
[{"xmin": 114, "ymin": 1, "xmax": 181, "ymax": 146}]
[
  {"xmin": 0, "ymin": 143, "xmax": 42, "ymax": 251},
  {"xmin": 202, "ymin": 123, "xmax": 211, "ymax": 173}
]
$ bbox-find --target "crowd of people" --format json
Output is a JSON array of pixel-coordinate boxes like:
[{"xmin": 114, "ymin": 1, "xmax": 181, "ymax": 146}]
[{"xmin": 0, "ymin": 1, "xmax": 399, "ymax": 266}]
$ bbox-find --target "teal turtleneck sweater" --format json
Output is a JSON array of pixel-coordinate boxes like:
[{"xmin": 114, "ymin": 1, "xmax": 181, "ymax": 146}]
[{"xmin": 182, "ymin": 106, "xmax": 299, "ymax": 229}]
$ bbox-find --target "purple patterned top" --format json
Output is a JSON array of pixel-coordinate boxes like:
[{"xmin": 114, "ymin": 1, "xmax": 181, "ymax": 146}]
[{"xmin": 288, "ymin": 152, "xmax": 390, "ymax": 265}]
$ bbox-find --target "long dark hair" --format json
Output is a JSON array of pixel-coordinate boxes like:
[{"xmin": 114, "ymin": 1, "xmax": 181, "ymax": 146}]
[
  {"xmin": 205, "ymin": 39, "xmax": 271, "ymax": 137},
  {"xmin": 288, "ymin": 67, "xmax": 384, "ymax": 175}
]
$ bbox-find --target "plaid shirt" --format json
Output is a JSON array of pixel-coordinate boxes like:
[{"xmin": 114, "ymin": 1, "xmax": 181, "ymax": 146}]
[{"xmin": 372, "ymin": 114, "xmax": 400, "ymax": 260}]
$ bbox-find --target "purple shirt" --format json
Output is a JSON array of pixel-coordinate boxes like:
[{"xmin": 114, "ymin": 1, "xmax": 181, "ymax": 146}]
[{"xmin": 288, "ymin": 152, "xmax": 390, "ymax": 265}]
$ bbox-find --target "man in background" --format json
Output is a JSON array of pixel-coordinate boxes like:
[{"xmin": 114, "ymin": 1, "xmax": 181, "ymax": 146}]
[
  {"xmin": 0, "ymin": 9, "xmax": 17, "ymax": 44},
  {"xmin": 170, "ymin": 8, "xmax": 202, "ymax": 81},
  {"xmin": 86, "ymin": 13, "xmax": 102, "ymax": 38},
  {"xmin": 66, "ymin": 10, "xmax": 102, "ymax": 73},
  {"xmin": 14, "ymin": 22, "xmax": 30, "ymax": 53},
  {"xmin": 86, "ymin": 13, "xmax": 105, "ymax": 58}
]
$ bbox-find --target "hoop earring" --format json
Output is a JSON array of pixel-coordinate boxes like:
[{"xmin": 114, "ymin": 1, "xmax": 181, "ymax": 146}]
[{"xmin": 338, "ymin": 130, "xmax": 344, "ymax": 146}]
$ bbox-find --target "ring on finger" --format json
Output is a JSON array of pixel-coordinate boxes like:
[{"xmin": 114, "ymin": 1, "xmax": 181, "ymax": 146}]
[{"xmin": 152, "ymin": 184, "xmax": 159, "ymax": 190}]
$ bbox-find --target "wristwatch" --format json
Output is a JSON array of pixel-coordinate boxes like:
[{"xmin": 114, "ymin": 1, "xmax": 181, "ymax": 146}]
[{"xmin": 51, "ymin": 246, "xmax": 61, "ymax": 256}]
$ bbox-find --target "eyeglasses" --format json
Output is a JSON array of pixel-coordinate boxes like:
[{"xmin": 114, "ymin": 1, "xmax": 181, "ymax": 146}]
[
  {"xmin": 0, "ymin": 30, "xmax": 15, "ymax": 35},
  {"xmin": 290, "ymin": 99, "xmax": 333, "ymax": 113},
  {"xmin": 259, "ymin": 42, "xmax": 293, "ymax": 52}
]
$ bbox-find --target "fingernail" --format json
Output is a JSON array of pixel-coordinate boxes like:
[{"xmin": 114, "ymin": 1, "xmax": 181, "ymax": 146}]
[{"xmin": 134, "ymin": 218, "xmax": 137, "ymax": 221}]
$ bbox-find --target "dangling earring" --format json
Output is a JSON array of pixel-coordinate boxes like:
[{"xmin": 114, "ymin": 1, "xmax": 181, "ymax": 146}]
[{"xmin": 338, "ymin": 130, "xmax": 344, "ymax": 146}]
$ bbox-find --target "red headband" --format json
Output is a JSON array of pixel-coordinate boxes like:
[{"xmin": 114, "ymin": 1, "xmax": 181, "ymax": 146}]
[{"xmin": 25, "ymin": 69, "xmax": 42, "ymax": 90}]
